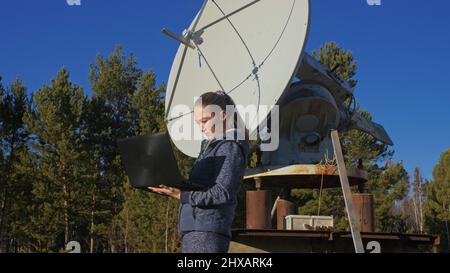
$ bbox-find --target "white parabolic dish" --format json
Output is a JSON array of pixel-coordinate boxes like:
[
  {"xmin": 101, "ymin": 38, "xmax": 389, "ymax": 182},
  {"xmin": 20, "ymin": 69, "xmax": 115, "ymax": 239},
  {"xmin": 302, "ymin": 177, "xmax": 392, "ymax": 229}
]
[{"xmin": 165, "ymin": 0, "xmax": 310, "ymax": 157}]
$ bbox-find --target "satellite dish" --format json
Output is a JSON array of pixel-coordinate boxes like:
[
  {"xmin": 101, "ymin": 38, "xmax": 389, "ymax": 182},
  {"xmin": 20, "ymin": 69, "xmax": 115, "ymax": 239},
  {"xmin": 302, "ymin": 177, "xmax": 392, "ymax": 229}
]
[{"xmin": 164, "ymin": 0, "xmax": 311, "ymax": 157}]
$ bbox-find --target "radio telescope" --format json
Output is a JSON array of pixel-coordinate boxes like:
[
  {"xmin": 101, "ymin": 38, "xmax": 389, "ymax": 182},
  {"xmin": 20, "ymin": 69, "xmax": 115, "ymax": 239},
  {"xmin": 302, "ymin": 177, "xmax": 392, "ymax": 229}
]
[{"xmin": 162, "ymin": 0, "xmax": 393, "ymax": 253}]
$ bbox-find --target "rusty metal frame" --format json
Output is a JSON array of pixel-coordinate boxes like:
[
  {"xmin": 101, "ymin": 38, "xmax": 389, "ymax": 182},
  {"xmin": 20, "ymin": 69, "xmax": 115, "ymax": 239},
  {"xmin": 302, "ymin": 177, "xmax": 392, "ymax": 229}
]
[{"xmin": 232, "ymin": 229, "xmax": 439, "ymax": 244}]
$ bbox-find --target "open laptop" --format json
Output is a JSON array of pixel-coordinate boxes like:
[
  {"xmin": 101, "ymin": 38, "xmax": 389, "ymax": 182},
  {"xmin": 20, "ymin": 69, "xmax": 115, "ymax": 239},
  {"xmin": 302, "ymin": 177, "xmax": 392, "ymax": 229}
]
[{"xmin": 117, "ymin": 132, "xmax": 203, "ymax": 192}]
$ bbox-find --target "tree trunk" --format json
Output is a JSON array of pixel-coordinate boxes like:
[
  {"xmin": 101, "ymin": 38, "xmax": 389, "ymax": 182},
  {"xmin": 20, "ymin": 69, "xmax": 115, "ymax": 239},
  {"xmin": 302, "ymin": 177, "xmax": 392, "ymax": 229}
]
[
  {"xmin": 124, "ymin": 204, "xmax": 129, "ymax": 253},
  {"xmin": 63, "ymin": 181, "xmax": 69, "ymax": 245},
  {"xmin": 418, "ymin": 180, "xmax": 424, "ymax": 233},
  {"xmin": 412, "ymin": 197, "xmax": 419, "ymax": 233},
  {"xmin": 0, "ymin": 189, "xmax": 9, "ymax": 252},
  {"xmin": 90, "ymin": 192, "xmax": 96, "ymax": 253},
  {"xmin": 0, "ymin": 138, "xmax": 16, "ymax": 252}
]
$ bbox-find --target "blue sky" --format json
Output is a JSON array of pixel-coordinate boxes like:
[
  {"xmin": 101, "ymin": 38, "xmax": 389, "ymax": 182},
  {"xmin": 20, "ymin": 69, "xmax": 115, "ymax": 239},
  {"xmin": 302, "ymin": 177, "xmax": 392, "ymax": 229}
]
[{"xmin": 1, "ymin": 0, "xmax": 449, "ymax": 180}]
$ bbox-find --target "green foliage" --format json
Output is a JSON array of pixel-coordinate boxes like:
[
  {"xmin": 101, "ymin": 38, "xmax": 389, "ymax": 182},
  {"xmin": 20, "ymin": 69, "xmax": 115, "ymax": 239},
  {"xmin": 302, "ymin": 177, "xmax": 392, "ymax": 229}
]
[
  {"xmin": 340, "ymin": 110, "xmax": 393, "ymax": 168},
  {"xmin": 23, "ymin": 68, "xmax": 86, "ymax": 251},
  {"xmin": 424, "ymin": 148, "xmax": 450, "ymax": 252},
  {"xmin": 131, "ymin": 72, "xmax": 165, "ymax": 135},
  {"xmin": 82, "ymin": 46, "xmax": 145, "ymax": 252},
  {"xmin": 110, "ymin": 181, "xmax": 180, "ymax": 253},
  {"xmin": 365, "ymin": 161, "xmax": 409, "ymax": 232},
  {"xmin": 312, "ymin": 41, "xmax": 358, "ymax": 88},
  {"xmin": 0, "ymin": 78, "xmax": 33, "ymax": 252}
]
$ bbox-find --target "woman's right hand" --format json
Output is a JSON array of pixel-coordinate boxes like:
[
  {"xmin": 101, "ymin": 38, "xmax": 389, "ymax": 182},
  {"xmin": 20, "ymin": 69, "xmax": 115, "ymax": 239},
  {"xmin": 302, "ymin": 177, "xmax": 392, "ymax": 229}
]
[{"xmin": 148, "ymin": 184, "xmax": 181, "ymax": 200}]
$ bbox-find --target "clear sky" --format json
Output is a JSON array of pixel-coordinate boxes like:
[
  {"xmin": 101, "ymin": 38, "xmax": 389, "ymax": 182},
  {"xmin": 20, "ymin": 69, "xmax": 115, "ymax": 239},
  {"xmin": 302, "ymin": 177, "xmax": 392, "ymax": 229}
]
[{"xmin": 1, "ymin": 0, "xmax": 449, "ymax": 180}]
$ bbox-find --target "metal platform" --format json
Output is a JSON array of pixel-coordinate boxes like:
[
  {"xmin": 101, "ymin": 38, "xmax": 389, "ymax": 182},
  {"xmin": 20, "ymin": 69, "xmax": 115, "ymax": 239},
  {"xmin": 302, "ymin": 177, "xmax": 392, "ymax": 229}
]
[
  {"xmin": 244, "ymin": 164, "xmax": 368, "ymax": 189},
  {"xmin": 229, "ymin": 229, "xmax": 440, "ymax": 253}
]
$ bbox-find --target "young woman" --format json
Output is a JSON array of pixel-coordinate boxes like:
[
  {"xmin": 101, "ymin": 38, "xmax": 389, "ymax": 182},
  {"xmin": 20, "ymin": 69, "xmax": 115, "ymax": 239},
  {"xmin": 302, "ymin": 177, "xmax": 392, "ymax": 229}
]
[{"xmin": 149, "ymin": 91, "xmax": 249, "ymax": 253}]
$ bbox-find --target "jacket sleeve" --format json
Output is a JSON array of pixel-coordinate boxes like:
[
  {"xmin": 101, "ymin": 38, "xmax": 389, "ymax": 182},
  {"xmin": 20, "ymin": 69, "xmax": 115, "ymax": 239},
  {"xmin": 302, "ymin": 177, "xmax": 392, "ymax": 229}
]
[{"xmin": 180, "ymin": 141, "xmax": 245, "ymax": 207}]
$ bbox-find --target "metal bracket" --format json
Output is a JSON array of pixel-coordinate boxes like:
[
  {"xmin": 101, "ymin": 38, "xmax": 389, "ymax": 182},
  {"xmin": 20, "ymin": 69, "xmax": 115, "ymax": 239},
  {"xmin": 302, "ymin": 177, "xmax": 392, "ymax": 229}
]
[{"xmin": 161, "ymin": 28, "xmax": 195, "ymax": 49}]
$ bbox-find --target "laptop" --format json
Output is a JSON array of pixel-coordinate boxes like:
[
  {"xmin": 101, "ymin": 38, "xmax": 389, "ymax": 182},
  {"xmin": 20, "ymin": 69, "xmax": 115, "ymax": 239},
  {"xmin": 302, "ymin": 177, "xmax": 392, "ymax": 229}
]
[{"xmin": 117, "ymin": 132, "xmax": 203, "ymax": 192}]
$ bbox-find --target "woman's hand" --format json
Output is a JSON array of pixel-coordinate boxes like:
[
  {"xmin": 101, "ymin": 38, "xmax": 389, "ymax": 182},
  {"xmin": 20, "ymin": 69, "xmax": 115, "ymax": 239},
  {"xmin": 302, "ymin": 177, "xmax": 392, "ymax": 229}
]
[{"xmin": 148, "ymin": 184, "xmax": 180, "ymax": 200}]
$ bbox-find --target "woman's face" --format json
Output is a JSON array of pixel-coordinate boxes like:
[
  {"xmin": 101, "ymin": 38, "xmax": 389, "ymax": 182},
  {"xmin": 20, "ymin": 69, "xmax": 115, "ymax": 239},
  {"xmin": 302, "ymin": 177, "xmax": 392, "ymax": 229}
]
[{"xmin": 193, "ymin": 104, "xmax": 225, "ymax": 139}]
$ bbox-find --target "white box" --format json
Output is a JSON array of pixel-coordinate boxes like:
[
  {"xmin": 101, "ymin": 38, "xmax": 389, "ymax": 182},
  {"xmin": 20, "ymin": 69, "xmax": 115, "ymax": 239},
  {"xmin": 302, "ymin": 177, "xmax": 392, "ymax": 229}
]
[{"xmin": 285, "ymin": 215, "xmax": 334, "ymax": 230}]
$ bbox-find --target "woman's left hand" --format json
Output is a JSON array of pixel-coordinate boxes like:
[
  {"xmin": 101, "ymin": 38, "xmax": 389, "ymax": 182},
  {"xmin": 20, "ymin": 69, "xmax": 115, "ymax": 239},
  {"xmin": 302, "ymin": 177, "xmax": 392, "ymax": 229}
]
[{"xmin": 148, "ymin": 185, "xmax": 180, "ymax": 200}]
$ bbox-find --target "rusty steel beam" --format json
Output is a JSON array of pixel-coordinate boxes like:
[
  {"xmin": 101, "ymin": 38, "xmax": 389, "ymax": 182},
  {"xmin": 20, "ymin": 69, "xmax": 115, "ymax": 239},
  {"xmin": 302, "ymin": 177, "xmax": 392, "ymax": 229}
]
[{"xmin": 232, "ymin": 229, "xmax": 439, "ymax": 244}]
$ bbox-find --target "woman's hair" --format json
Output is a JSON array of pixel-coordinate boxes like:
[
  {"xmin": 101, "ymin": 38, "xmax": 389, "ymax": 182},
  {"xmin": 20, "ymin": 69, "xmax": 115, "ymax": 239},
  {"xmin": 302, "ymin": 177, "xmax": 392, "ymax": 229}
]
[{"xmin": 195, "ymin": 91, "xmax": 249, "ymax": 139}]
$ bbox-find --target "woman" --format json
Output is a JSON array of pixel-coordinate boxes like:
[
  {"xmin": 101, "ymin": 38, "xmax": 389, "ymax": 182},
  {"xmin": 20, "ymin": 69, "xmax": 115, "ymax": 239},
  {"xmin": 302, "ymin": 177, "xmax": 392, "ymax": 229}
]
[{"xmin": 149, "ymin": 91, "xmax": 249, "ymax": 253}]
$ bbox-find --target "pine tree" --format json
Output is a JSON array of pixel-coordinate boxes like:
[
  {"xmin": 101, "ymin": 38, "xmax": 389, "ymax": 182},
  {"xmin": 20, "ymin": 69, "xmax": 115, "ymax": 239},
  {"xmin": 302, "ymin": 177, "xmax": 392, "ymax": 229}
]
[
  {"xmin": 0, "ymin": 78, "xmax": 32, "ymax": 252},
  {"xmin": 79, "ymin": 95, "xmax": 120, "ymax": 253},
  {"xmin": 23, "ymin": 68, "xmax": 86, "ymax": 252},
  {"xmin": 0, "ymin": 77, "xmax": 4, "ymax": 209},
  {"xmin": 86, "ymin": 46, "xmax": 144, "ymax": 252},
  {"xmin": 365, "ymin": 161, "xmax": 409, "ymax": 232},
  {"xmin": 312, "ymin": 41, "xmax": 358, "ymax": 88},
  {"xmin": 7, "ymin": 144, "xmax": 37, "ymax": 252},
  {"xmin": 424, "ymin": 148, "xmax": 450, "ymax": 252},
  {"xmin": 412, "ymin": 167, "xmax": 426, "ymax": 233}
]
